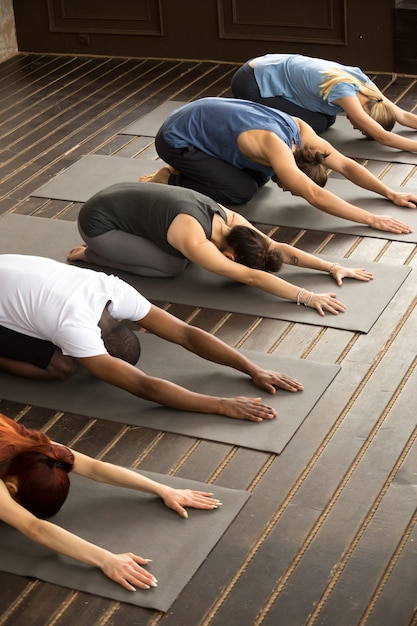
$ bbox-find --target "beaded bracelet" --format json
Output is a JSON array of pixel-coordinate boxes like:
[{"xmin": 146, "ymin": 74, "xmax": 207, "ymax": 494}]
[
  {"xmin": 304, "ymin": 292, "xmax": 313, "ymax": 307},
  {"xmin": 296, "ymin": 288, "xmax": 305, "ymax": 305},
  {"xmin": 329, "ymin": 262, "xmax": 340, "ymax": 276}
]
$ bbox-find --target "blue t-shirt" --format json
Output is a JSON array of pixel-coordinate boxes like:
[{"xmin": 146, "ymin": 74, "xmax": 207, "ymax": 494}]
[
  {"xmin": 162, "ymin": 97, "xmax": 301, "ymax": 177},
  {"xmin": 253, "ymin": 54, "xmax": 371, "ymax": 115}
]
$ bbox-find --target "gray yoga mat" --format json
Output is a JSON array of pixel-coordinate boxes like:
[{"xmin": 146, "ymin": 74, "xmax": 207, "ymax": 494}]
[
  {"xmin": 31, "ymin": 155, "xmax": 161, "ymax": 203},
  {"xmin": 31, "ymin": 154, "xmax": 417, "ymax": 244},
  {"xmin": 0, "ymin": 470, "xmax": 249, "ymax": 611},
  {"xmin": 237, "ymin": 177, "xmax": 417, "ymax": 243},
  {"xmin": 0, "ymin": 214, "xmax": 411, "ymax": 333},
  {"xmin": 119, "ymin": 100, "xmax": 187, "ymax": 137},
  {"xmin": 322, "ymin": 114, "xmax": 417, "ymax": 164},
  {"xmin": 0, "ymin": 332, "xmax": 341, "ymax": 454}
]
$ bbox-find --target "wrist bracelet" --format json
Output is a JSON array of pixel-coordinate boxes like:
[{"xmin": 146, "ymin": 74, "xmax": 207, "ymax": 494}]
[
  {"xmin": 329, "ymin": 262, "xmax": 340, "ymax": 276},
  {"xmin": 296, "ymin": 288, "xmax": 305, "ymax": 305},
  {"xmin": 304, "ymin": 292, "xmax": 313, "ymax": 307}
]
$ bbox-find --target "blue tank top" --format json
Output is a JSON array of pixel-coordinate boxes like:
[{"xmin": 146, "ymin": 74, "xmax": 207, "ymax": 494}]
[
  {"xmin": 252, "ymin": 54, "xmax": 371, "ymax": 115},
  {"xmin": 162, "ymin": 97, "xmax": 301, "ymax": 177}
]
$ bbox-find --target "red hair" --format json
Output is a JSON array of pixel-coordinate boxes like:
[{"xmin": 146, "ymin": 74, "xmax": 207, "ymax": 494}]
[{"xmin": 0, "ymin": 413, "xmax": 74, "ymax": 518}]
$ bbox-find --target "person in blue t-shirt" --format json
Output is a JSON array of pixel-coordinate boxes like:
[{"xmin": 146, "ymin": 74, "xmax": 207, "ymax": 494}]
[
  {"xmin": 231, "ymin": 53, "xmax": 417, "ymax": 147},
  {"xmin": 140, "ymin": 97, "xmax": 416, "ymax": 235}
]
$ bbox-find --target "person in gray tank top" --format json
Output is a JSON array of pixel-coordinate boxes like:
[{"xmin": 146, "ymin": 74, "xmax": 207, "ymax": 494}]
[{"xmin": 68, "ymin": 182, "xmax": 374, "ymax": 317}]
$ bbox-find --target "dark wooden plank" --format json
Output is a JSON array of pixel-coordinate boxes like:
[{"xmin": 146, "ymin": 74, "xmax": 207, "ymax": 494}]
[{"xmin": 1, "ymin": 55, "xmax": 417, "ymax": 626}]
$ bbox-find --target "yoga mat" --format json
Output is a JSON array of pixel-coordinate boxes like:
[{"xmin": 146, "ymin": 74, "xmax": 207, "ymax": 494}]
[
  {"xmin": 119, "ymin": 100, "xmax": 187, "ymax": 137},
  {"xmin": 31, "ymin": 155, "xmax": 162, "ymax": 203},
  {"xmin": 237, "ymin": 177, "xmax": 417, "ymax": 243},
  {"xmin": 0, "ymin": 332, "xmax": 341, "ymax": 454},
  {"xmin": 0, "ymin": 470, "xmax": 249, "ymax": 611},
  {"xmin": 322, "ymin": 114, "xmax": 417, "ymax": 164},
  {"xmin": 0, "ymin": 214, "xmax": 411, "ymax": 333},
  {"xmin": 31, "ymin": 154, "xmax": 417, "ymax": 245}
]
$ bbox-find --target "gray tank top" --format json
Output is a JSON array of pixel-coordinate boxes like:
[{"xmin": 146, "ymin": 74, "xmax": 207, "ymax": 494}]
[{"xmin": 78, "ymin": 182, "xmax": 227, "ymax": 258}]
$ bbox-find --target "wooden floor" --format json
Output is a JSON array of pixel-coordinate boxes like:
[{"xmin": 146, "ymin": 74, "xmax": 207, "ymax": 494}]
[{"xmin": 0, "ymin": 53, "xmax": 417, "ymax": 626}]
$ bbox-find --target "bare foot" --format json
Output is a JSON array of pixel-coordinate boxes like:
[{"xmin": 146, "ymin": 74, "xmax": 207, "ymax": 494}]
[
  {"xmin": 67, "ymin": 244, "xmax": 88, "ymax": 262},
  {"xmin": 138, "ymin": 165, "xmax": 177, "ymax": 184}
]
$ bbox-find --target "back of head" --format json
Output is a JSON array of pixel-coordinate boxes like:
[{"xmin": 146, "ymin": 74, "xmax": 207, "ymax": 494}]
[
  {"xmin": 98, "ymin": 309, "xmax": 141, "ymax": 365},
  {"xmin": 320, "ymin": 68, "xmax": 396, "ymax": 132},
  {"xmin": 0, "ymin": 414, "xmax": 74, "ymax": 518},
  {"xmin": 294, "ymin": 146, "xmax": 328, "ymax": 187},
  {"xmin": 225, "ymin": 226, "xmax": 283, "ymax": 273}
]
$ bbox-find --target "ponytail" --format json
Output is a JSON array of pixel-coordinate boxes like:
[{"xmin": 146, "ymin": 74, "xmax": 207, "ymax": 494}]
[{"xmin": 319, "ymin": 69, "xmax": 395, "ymax": 131}]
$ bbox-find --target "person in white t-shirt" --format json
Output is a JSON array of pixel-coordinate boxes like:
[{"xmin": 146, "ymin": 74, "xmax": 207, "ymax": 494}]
[{"xmin": 0, "ymin": 254, "xmax": 304, "ymax": 422}]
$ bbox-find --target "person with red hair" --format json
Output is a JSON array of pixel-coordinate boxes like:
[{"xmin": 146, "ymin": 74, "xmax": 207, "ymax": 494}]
[{"xmin": 0, "ymin": 413, "xmax": 220, "ymax": 591}]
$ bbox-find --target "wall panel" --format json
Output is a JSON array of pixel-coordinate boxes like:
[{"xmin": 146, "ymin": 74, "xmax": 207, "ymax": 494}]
[
  {"xmin": 12, "ymin": 0, "xmax": 396, "ymax": 72},
  {"xmin": 217, "ymin": 0, "xmax": 347, "ymax": 45},
  {"xmin": 47, "ymin": 0, "xmax": 163, "ymax": 36}
]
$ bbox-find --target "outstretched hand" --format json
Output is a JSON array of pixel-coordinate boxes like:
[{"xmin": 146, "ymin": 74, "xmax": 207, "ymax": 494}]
[
  {"xmin": 330, "ymin": 266, "xmax": 374, "ymax": 286},
  {"xmin": 309, "ymin": 293, "xmax": 346, "ymax": 316},
  {"xmin": 101, "ymin": 552, "xmax": 157, "ymax": 591},
  {"xmin": 390, "ymin": 191, "xmax": 417, "ymax": 209},
  {"xmin": 369, "ymin": 214, "xmax": 412, "ymax": 234},
  {"xmin": 162, "ymin": 488, "xmax": 222, "ymax": 518},
  {"xmin": 251, "ymin": 369, "xmax": 304, "ymax": 394},
  {"xmin": 220, "ymin": 396, "xmax": 277, "ymax": 422}
]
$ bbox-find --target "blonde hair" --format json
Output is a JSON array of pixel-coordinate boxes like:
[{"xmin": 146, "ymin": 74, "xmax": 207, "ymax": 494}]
[{"xmin": 319, "ymin": 68, "xmax": 395, "ymax": 131}]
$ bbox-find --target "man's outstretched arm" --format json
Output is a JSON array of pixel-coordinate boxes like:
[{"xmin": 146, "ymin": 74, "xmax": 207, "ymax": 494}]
[
  {"xmin": 77, "ymin": 353, "xmax": 278, "ymax": 422},
  {"xmin": 137, "ymin": 305, "xmax": 303, "ymax": 394}
]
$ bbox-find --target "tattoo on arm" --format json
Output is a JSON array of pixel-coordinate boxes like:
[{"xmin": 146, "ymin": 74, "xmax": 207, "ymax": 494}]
[{"xmin": 290, "ymin": 255, "xmax": 299, "ymax": 266}]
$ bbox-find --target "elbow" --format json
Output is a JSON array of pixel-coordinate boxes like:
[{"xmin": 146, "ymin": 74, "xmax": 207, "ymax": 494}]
[
  {"xmin": 303, "ymin": 185, "xmax": 324, "ymax": 208},
  {"xmin": 135, "ymin": 376, "xmax": 164, "ymax": 403},
  {"xmin": 243, "ymin": 269, "xmax": 265, "ymax": 288},
  {"xmin": 365, "ymin": 128, "xmax": 391, "ymax": 147},
  {"xmin": 24, "ymin": 518, "xmax": 50, "ymax": 544}
]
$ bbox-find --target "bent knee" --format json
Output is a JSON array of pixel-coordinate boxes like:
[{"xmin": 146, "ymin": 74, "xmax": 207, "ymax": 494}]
[
  {"xmin": 47, "ymin": 351, "xmax": 79, "ymax": 381},
  {"xmin": 225, "ymin": 187, "xmax": 257, "ymax": 206}
]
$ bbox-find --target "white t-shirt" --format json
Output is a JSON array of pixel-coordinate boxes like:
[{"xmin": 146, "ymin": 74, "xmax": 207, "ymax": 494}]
[{"xmin": 0, "ymin": 255, "xmax": 151, "ymax": 358}]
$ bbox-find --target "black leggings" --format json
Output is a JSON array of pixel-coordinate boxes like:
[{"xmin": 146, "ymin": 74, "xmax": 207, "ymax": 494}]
[
  {"xmin": 0, "ymin": 325, "xmax": 55, "ymax": 368},
  {"xmin": 155, "ymin": 129, "xmax": 270, "ymax": 206},
  {"xmin": 231, "ymin": 62, "xmax": 336, "ymax": 135}
]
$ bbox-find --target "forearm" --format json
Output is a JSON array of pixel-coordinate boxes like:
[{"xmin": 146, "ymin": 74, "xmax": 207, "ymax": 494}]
[
  {"xmin": 179, "ymin": 324, "xmax": 278, "ymax": 381},
  {"xmin": 395, "ymin": 110, "xmax": 417, "ymax": 130},
  {"xmin": 0, "ymin": 356, "xmax": 54, "ymax": 380},
  {"xmin": 79, "ymin": 356, "xmax": 223, "ymax": 414},
  {"xmin": 27, "ymin": 518, "xmax": 114, "ymax": 570},
  {"xmin": 278, "ymin": 244, "xmax": 336, "ymax": 272},
  {"xmin": 335, "ymin": 159, "xmax": 395, "ymax": 199},
  {"xmin": 133, "ymin": 374, "xmax": 223, "ymax": 414},
  {"xmin": 308, "ymin": 188, "xmax": 374, "ymax": 225},
  {"xmin": 376, "ymin": 131, "xmax": 417, "ymax": 152},
  {"xmin": 77, "ymin": 457, "xmax": 173, "ymax": 500}
]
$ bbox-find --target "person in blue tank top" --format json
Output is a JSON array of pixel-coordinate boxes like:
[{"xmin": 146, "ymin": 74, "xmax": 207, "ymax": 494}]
[
  {"xmin": 140, "ymin": 97, "xmax": 416, "ymax": 235},
  {"xmin": 67, "ymin": 182, "xmax": 374, "ymax": 317},
  {"xmin": 231, "ymin": 53, "xmax": 417, "ymax": 147}
]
